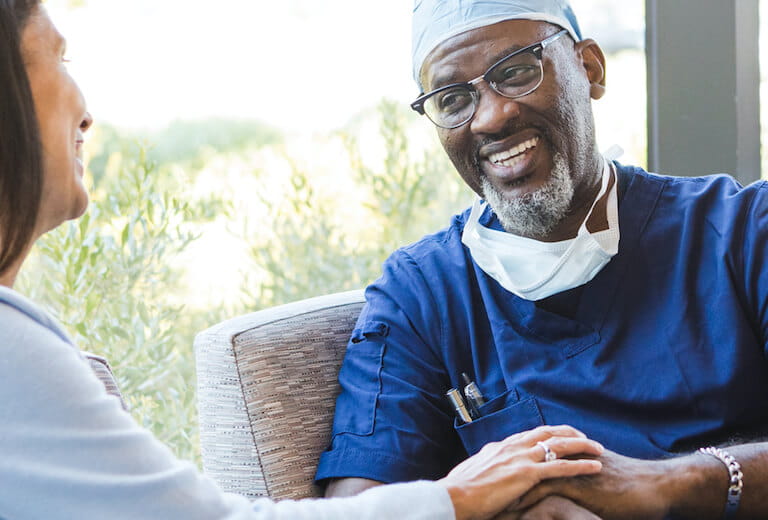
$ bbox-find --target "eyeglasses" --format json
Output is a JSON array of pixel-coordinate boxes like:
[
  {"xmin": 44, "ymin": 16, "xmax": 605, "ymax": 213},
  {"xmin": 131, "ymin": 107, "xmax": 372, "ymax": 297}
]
[{"xmin": 410, "ymin": 29, "xmax": 568, "ymax": 129}]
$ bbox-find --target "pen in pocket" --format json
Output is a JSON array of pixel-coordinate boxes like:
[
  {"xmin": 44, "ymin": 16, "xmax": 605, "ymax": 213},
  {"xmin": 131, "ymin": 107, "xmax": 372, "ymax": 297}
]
[
  {"xmin": 446, "ymin": 388, "xmax": 473, "ymax": 423},
  {"xmin": 462, "ymin": 372, "xmax": 485, "ymax": 419}
]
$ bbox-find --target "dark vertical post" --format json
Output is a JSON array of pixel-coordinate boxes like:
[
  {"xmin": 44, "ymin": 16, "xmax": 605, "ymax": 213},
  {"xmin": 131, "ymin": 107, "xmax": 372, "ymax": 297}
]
[{"xmin": 646, "ymin": 0, "xmax": 760, "ymax": 183}]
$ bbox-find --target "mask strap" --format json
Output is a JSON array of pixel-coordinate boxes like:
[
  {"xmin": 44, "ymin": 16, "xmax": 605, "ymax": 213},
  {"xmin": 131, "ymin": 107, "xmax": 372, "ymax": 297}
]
[{"xmin": 576, "ymin": 158, "xmax": 612, "ymax": 236}]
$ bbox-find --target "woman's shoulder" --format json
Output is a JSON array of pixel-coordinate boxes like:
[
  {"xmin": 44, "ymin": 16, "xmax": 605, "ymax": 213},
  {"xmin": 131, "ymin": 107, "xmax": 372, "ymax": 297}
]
[{"xmin": 0, "ymin": 286, "xmax": 73, "ymax": 346}]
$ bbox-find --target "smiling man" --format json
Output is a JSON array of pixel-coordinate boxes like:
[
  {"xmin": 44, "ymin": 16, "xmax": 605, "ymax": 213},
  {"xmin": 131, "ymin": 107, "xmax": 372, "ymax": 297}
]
[{"xmin": 316, "ymin": 1, "xmax": 768, "ymax": 518}]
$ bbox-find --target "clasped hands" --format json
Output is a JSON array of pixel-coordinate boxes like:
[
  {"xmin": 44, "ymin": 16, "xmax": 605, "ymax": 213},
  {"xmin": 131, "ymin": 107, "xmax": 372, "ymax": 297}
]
[
  {"xmin": 440, "ymin": 425, "xmax": 674, "ymax": 520},
  {"xmin": 505, "ymin": 448, "xmax": 674, "ymax": 520}
]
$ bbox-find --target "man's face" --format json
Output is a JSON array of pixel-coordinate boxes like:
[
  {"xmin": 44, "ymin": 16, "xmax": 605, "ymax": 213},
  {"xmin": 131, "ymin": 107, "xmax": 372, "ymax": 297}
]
[{"xmin": 420, "ymin": 19, "xmax": 605, "ymax": 238}]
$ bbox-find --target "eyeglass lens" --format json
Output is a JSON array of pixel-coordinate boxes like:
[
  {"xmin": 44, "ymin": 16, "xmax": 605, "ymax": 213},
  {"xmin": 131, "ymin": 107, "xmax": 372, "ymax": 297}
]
[{"xmin": 423, "ymin": 50, "xmax": 544, "ymax": 128}]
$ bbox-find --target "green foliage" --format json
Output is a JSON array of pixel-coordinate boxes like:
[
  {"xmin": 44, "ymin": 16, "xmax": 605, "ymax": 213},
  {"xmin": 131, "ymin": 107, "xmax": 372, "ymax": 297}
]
[
  {"xmin": 147, "ymin": 118, "xmax": 283, "ymax": 170},
  {"xmin": 87, "ymin": 119, "xmax": 282, "ymax": 186},
  {"xmin": 18, "ymin": 145, "xmax": 224, "ymax": 464},
  {"xmin": 245, "ymin": 99, "xmax": 470, "ymax": 309},
  {"xmin": 246, "ymin": 162, "xmax": 374, "ymax": 307},
  {"xmin": 346, "ymin": 99, "xmax": 470, "ymax": 255},
  {"xmin": 17, "ymin": 101, "xmax": 469, "ymax": 466}
]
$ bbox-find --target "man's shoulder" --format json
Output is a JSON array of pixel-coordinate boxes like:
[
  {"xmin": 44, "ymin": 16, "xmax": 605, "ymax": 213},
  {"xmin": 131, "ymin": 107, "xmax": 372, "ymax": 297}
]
[
  {"xmin": 618, "ymin": 163, "xmax": 767, "ymax": 206},
  {"xmin": 619, "ymin": 162, "xmax": 763, "ymax": 192},
  {"xmin": 390, "ymin": 207, "xmax": 472, "ymax": 266}
]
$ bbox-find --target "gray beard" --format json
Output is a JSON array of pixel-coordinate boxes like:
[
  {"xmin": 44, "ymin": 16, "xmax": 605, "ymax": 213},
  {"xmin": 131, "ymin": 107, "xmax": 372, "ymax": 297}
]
[{"xmin": 481, "ymin": 153, "xmax": 574, "ymax": 238}]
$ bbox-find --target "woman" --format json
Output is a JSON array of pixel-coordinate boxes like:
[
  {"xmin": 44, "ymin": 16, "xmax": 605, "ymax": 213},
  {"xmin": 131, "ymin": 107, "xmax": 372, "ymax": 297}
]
[{"xmin": 0, "ymin": 1, "xmax": 605, "ymax": 518}]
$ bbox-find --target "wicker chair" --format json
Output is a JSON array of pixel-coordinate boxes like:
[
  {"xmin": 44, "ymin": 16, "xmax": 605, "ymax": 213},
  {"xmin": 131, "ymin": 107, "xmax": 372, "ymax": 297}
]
[{"xmin": 194, "ymin": 290, "xmax": 366, "ymax": 500}]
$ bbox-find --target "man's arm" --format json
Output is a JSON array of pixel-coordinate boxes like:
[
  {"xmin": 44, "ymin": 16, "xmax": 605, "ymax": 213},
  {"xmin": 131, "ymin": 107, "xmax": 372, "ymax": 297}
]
[
  {"xmin": 516, "ymin": 443, "xmax": 768, "ymax": 519},
  {"xmin": 315, "ymin": 249, "xmax": 471, "ymax": 485},
  {"xmin": 325, "ymin": 478, "xmax": 383, "ymax": 497}
]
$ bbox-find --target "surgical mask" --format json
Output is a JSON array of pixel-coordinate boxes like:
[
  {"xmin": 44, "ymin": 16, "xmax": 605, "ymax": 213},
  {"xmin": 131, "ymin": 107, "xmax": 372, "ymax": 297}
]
[{"xmin": 462, "ymin": 158, "xmax": 619, "ymax": 301}]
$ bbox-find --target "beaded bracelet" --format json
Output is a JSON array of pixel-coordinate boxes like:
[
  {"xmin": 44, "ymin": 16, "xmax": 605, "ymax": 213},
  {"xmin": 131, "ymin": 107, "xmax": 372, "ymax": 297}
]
[{"xmin": 698, "ymin": 446, "xmax": 743, "ymax": 519}]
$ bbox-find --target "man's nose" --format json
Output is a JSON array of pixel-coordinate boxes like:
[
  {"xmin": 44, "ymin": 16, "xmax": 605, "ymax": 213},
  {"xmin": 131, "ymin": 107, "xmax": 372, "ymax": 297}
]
[{"xmin": 468, "ymin": 84, "xmax": 521, "ymax": 135}]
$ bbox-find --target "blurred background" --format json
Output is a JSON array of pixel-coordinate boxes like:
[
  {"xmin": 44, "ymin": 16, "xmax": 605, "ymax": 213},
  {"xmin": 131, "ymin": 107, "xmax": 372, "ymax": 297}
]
[{"xmin": 19, "ymin": 0, "xmax": 760, "ymax": 463}]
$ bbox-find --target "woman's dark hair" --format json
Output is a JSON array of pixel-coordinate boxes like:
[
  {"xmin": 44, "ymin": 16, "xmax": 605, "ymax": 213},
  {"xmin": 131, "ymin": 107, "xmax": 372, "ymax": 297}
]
[{"xmin": 0, "ymin": 0, "xmax": 42, "ymax": 276}]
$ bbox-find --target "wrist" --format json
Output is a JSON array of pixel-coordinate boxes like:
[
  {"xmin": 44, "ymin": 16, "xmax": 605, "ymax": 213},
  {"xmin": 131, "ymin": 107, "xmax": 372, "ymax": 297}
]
[
  {"xmin": 665, "ymin": 453, "xmax": 730, "ymax": 519},
  {"xmin": 440, "ymin": 480, "xmax": 473, "ymax": 520}
]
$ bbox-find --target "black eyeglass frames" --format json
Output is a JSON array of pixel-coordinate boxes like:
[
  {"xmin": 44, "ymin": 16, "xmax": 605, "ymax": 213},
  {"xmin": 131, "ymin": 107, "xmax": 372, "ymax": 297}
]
[{"xmin": 410, "ymin": 29, "xmax": 568, "ymax": 129}]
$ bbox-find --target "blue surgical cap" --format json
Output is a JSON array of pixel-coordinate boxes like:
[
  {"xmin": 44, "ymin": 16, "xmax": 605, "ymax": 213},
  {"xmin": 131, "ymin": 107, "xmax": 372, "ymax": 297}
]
[{"xmin": 412, "ymin": 0, "xmax": 583, "ymax": 88}]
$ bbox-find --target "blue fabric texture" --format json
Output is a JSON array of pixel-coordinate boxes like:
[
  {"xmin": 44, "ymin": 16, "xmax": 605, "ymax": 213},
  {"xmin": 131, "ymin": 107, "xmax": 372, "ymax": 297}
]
[
  {"xmin": 316, "ymin": 163, "xmax": 768, "ymax": 484},
  {"xmin": 412, "ymin": 0, "xmax": 582, "ymax": 85}
]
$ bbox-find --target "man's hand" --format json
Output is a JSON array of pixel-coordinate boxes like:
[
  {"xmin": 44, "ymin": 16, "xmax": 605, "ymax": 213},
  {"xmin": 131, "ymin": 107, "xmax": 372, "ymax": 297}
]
[
  {"xmin": 515, "ymin": 442, "xmax": 768, "ymax": 520},
  {"xmin": 495, "ymin": 496, "xmax": 602, "ymax": 520},
  {"xmin": 515, "ymin": 449, "xmax": 674, "ymax": 519}
]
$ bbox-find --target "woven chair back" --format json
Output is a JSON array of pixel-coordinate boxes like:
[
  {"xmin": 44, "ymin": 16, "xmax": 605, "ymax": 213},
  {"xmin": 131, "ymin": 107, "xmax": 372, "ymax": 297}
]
[{"xmin": 195, "ymin": 290, "xmax": 365, "ymax": 499}]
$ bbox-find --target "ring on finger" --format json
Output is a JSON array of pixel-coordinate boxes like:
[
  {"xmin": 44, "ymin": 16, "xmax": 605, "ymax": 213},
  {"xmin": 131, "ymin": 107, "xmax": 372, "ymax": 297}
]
[{"xmin": 537, "ymin": 441, "xmax": 557, "ymax": 462}]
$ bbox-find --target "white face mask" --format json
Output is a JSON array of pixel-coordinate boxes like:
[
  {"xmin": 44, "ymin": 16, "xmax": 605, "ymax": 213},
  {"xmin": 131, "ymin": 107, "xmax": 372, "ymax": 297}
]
[{"xmin": 461, "ymin": 158, "xmax": 620, "ymax": 301}]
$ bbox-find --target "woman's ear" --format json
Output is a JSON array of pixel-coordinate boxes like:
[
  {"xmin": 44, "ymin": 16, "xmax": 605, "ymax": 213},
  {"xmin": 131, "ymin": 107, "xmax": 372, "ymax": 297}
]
[{"xmin": 577, "ymin": 38, "xmax": 607, "ymax": 100}]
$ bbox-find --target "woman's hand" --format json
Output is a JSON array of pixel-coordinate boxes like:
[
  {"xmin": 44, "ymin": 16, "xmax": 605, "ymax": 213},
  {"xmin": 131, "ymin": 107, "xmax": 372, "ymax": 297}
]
[{"xmin": 438, "ymin": 425, "xmax": 603, "ymax": 520}]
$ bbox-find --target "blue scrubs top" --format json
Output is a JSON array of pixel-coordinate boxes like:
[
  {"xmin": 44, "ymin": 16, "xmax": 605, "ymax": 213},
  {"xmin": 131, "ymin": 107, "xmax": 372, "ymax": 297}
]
[{"xmin": 315, "ymin": 164, "xmax": 768, "ymax": 484}]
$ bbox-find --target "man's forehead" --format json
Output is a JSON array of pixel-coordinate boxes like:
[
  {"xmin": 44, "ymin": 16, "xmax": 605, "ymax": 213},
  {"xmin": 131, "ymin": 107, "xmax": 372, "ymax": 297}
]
[
  {"xmin": 421, "ymin": 19, "xmax": 552, "ymax": 90},
  {"xmin": 411, "ymin": 0, "xmax": 582, "ymax": 88}
]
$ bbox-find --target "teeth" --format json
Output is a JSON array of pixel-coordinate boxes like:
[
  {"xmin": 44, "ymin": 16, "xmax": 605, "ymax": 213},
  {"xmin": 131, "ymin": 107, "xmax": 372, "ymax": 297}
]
[{"xmin": 489, "ymin": 137, "xmax": 539, "ymax": 165}]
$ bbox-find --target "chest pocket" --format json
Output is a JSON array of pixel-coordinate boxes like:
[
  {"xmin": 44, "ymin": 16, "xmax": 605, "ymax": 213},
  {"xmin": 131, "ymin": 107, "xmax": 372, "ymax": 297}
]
[
  {"xmin": 334, "ymin": 321, "xmax": 389, "ymax": 436},
  {"xmin": 454, "ymin": 388, "xmax": 544, "ymax": 455}
]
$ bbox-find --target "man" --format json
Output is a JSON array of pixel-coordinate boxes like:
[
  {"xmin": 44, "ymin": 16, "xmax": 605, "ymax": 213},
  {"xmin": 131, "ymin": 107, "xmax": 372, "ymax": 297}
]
[{"xmin": 316, "ymin": 1, "xmax": 768, "ymax": 518}]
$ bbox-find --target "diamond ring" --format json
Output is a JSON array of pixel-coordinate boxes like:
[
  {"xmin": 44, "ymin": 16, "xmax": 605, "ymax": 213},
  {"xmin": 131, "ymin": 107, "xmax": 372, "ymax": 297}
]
[{"xmin": 537, "ymin": 441, "xmax": 557, "ymax": 462}]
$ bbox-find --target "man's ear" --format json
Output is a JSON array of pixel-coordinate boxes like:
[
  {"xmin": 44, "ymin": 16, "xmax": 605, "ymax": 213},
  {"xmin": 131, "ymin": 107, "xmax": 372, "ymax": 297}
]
[{"xmin": 576, "ymin": 38, "xmax": 606, "ymax": 100}]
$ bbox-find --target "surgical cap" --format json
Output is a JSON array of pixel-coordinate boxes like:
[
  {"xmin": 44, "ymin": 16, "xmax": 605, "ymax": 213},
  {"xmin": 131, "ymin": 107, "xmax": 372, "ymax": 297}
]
[{"xmin": 412, "ymin": 0, "xmax": 583, "ymax": 87}]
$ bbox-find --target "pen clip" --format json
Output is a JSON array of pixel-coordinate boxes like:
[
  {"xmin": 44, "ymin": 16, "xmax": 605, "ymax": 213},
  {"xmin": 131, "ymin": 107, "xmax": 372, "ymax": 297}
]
[
  {"xmin": 446, "ymin": 388, "xmax": 473, "ymax": 424},
  {"xmin": 461, "ymin": 373, "xmax": 485, "ymax": 419}
]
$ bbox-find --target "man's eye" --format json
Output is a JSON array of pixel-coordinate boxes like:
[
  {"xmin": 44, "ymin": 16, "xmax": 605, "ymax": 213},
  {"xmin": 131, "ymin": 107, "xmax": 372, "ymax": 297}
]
[
  {"xmin": 498, "ymin": 65, "xmax": 537, "ymax": 84},
  {"xmin": 436, "ymin": 90, "xmax": 471, "ymax": 112}
]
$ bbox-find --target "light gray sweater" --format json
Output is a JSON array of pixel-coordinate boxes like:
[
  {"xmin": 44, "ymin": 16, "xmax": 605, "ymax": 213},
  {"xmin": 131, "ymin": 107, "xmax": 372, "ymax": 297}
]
[{"xmin": 0, "ymin": 286, "xmax": 454, "ymax": 520}]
